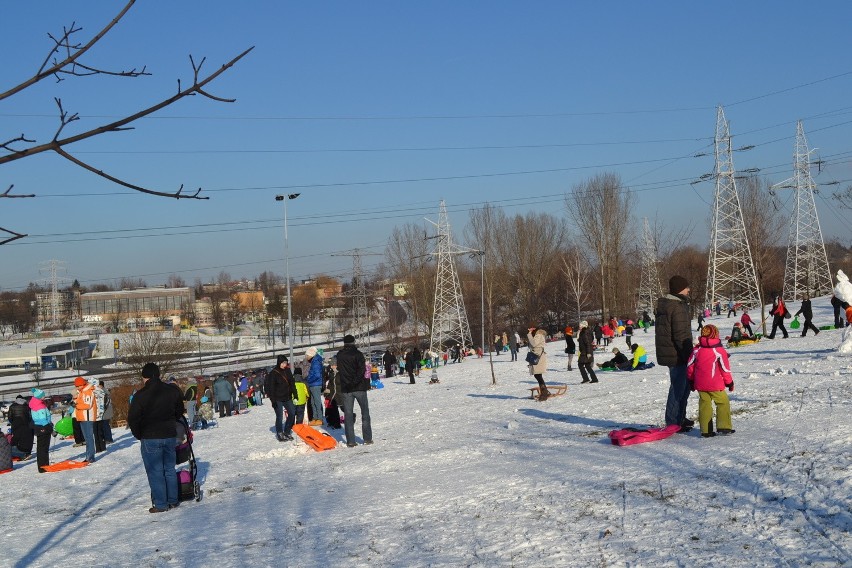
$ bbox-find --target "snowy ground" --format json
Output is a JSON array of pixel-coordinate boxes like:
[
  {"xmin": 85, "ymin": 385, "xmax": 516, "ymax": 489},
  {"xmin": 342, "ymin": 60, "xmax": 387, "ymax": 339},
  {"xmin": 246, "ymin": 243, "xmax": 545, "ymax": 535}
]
[{"xmin": 2, "ymin": 304, "xmax": 851, "ymax": 567}]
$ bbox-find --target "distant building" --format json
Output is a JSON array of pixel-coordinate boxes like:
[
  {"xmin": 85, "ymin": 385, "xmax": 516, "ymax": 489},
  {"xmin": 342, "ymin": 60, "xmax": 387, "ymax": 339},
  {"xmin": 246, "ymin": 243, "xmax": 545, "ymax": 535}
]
[
  {"xmin": 35, "ymin": 289, "xmax": 81, "ymax": 328},
  {"xmin": 80, "ymin": 287, "xmax": 194, "ymax": 330}
]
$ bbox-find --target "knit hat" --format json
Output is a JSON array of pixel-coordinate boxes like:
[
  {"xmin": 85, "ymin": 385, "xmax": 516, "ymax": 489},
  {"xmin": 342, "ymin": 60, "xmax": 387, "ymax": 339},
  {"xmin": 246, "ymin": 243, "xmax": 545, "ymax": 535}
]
[
  {"xmin": 305, "ymin": 346, "xmax": 317, "ymax": 359},
  {"xmin": 200, "ymin": 396, "xmax": 209, "ymax": 403},
  {"xmin": 700, "ymin": 324, "xmax": 719, "ymax": 339},
  {"xmin": 141, "ymin": 362, "xmax": 160, "ymax": 381},
  {"xmin": 31, "ymin": 387, "xmax": 46, "ymax": 399},
  {"xmin": 630, "ymin": 343, "xmax": 639, "ymax": 352},
  {"xmin": 276, "ymin": 354, "xmax": 289, "ymax": 366},
  {"xmin": 74, "ymin": 377, "xmax": 87, "ymax": 387},
  {"xmin": 343, "ymin": 334, "xmax": 356, "ymax": 344},
  {"xmin": 564, "ymin": 326, "xmax": 573, "ymax": 336},
  {"xmin": 668, "ymin": 275, "xmax": 689, "ymax": 294},
  {"xmin": 579, "ymin": 320, "xmax": 589, "ymax": 329}
]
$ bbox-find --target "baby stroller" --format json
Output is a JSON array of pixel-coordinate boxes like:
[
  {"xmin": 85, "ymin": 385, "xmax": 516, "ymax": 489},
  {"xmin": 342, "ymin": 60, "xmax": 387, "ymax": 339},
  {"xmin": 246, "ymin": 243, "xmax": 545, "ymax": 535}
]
[{"xmin": 175, "ymin": 417, "xmax": 202, "ymax": 502}]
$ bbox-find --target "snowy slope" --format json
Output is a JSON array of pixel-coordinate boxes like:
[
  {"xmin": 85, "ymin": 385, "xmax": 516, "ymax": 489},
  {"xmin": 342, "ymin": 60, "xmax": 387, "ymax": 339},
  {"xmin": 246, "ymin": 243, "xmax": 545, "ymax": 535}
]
[{"xmin": 2, "ymin": 303, "xmax": 850, "ymax": 567}]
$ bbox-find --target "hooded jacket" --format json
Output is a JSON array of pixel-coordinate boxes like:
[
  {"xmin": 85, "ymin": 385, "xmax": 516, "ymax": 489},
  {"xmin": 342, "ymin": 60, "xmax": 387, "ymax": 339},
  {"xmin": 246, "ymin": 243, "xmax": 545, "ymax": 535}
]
[
  {"xmin": 28, "ymin": 396, "xmax": 52, "ymax": 427},
  {"xmin": 306, "ymin": 353, "xmax": 325, "ymax": 388},
  {"xmin": 337, "ymin": 344, "xmax": 367, "ymax": 393},
  {"xmin": 655, "ymin": 293, "xmax": 693, "ymax": 367},
  {"xmin": 686, "ymin": 336, "xmax": 734, "ymax": 392}
]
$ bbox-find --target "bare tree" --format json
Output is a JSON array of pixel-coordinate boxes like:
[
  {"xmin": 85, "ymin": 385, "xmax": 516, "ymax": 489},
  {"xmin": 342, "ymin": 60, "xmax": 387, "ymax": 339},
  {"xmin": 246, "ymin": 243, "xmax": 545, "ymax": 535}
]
[
  {"xmin": 567, "ymin": 172, "xmax": 634, "ymax": 320},
  {"xmin": 166, "ymin": 274, "xmax": 187, "ymax": 288},
  {"xmin": 740, "ymin": 176, "xmax": 785, "ymax": 332},
  {"xmin": 122, "ymin": 328, "xmax": 197, "ymax": 381},
  {"xmin": 385, "ymin": 223, "xmax": 436, "ymax": 343},
  {"xmin": 0, "ymin": 1, "xmax": 252, "ymax": 242},
  {"xmin": 561, "ymin": 246, "xmax": 593, "ymax": 326}
]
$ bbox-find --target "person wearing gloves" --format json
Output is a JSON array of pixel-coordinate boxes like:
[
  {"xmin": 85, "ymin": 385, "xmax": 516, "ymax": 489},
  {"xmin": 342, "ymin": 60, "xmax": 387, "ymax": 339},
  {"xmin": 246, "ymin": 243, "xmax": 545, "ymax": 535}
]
[
  {"xmin": 28, "ymin": 388, "xmax": 53, "ymax": 473},
  {"xmin": 686, "ymin": 325, "xmax": 736, "ymax": 438}
]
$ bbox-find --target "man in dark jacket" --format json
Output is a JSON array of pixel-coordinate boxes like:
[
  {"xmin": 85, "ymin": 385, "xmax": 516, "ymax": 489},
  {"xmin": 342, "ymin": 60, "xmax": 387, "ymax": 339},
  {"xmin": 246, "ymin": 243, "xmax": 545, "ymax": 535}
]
[
  {"xmin": 655, "ymin": 275, "xmax": 695, "ymax": 431},
  {"xmin": 8, "ymin": 396, "xmax": 34, "ymax": 459},
  {"xmin": 794, "ymin": 295, "xmax": 820, "ymax": 337},
  {"xmin": 337, "ymin": 334, "xmax": 373, "ymax": 447},
  {"xmin": 382, "ymin": 349, "xmax": 396, "ymax": 378},
  {"xmin": 404, "ymin": 348, "xmax": 418, "ymax": 384},
  {"xmin": 264, "ymin": 355, "xmax": 297, "ymax": 441},
  {"xmin": 127, "ymin": 362, "xmax": 185, "ymax": 513}
]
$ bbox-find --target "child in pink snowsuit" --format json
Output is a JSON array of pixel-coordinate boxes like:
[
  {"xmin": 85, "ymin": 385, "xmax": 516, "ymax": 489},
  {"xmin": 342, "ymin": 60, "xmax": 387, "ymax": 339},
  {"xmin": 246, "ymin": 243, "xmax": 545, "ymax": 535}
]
[{"xmin": 686, "ymin": 324, "xmax": 735, "ymax": 438}]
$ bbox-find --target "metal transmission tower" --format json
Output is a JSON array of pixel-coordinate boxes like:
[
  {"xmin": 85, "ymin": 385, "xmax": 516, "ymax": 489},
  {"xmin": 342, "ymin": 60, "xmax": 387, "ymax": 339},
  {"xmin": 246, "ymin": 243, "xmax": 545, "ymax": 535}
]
[
  {"xmin": 38, "ymin": 259, "xmax": 70, "ymax": 327},
  {"xmin": 427, "ymin": 201, "xmax": 473, "ymax": 356},
  {"xmin": 705, "ymin": 106, "xmax": 762, "ymax": 312},
  {"xmin": 333, "ymin": 248, "xmax": 380, "ymax": 351},
  {"xmin": 779, "ymin": 121, "xmax": 832, "ymax": 300},
  {"xmin": 637, "ymin": 218, "xmax": 662, "ymax": 316}
]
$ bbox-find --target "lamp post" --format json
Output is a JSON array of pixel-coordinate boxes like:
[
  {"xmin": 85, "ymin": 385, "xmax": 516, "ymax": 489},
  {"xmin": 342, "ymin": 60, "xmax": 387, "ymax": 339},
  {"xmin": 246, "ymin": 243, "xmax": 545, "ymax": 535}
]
[
  {"xmin": 275, "ymin": 193, "xmax": 300, "ymax": 362},
  {"xmin": 470, "ymin": 250, "xmax": 485, "ymax": 353}
]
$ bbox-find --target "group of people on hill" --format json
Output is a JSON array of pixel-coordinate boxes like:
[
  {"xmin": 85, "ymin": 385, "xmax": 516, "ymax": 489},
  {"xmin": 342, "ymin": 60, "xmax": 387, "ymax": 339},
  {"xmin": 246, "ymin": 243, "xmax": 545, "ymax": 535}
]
[{"xmin": 3, "ymin": 376, "xmax": 114, "ymax": 473}]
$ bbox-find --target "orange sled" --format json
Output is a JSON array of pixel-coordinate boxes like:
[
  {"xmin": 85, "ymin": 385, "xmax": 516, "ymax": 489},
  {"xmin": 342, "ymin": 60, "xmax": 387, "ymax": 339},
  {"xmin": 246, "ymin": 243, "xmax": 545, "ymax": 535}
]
[
  {"xmin": 40, "ymin": 460, "xmax": 90, "ymax": 472},
  {"xmin": 292, "ymin": 424, "xmax": 337, "ymax": 452}
]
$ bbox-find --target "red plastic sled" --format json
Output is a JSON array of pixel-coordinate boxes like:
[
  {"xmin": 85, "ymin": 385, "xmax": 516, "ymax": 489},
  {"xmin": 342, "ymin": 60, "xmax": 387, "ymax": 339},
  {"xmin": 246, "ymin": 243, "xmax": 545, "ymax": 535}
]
[
  {"xmin": 608, "ymin": 424, "xmax": 681, "ymax": 446},
  {"xmin": 40, "ymin": 459, "xmax": 90, "ymax": 472},
  {"xmin": 292, "ymin": 424, "xmax": 337, "ymax": 452}
]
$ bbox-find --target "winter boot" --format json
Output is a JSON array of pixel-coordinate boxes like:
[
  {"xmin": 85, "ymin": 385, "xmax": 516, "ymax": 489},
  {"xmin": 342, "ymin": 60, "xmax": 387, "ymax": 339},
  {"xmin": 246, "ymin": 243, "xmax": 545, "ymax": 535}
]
[
  {"xmin": 538, "ymin": 388, "xmax": 550, "ymax": 401},
  {"xmin": 717, "ymin": 428, "xmax": 736, "ymax": 435}
]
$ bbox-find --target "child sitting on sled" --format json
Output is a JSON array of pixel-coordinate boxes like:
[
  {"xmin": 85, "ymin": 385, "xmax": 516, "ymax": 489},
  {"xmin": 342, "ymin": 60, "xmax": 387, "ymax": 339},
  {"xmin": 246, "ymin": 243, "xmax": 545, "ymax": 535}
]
[{"xmin": 686, "ymin": 324, "xmax": 735, "ymax": 438}]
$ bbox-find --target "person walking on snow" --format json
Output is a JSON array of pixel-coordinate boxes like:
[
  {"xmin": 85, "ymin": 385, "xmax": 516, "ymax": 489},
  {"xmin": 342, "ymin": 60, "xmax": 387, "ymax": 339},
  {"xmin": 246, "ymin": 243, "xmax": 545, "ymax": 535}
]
[
  {"xmin": 656, "ymin": 275, "xmax": 695, "ymax": 432},
  {"xmin": 767, "ymin": 295, "xmax": 789, "ymax": 339},
  {"xmin": 740, "ymin": 309, "xmax": 755, "ymax": 336},
  {"xmin": 794, "ymin": 295, "xmax": 820, "ymax": 337},
  {"xmin": 577, "ymin": 320, "xmax": 599, "ymax": 384},
  {"xmin": 265, "ymin": 355, "xmax": 298, "ymax": 441}
]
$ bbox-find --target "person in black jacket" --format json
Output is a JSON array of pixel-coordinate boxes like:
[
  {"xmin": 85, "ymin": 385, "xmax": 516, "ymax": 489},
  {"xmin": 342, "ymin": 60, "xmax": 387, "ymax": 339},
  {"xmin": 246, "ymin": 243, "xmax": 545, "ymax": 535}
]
[
  {"xmin": 265, "ymin": 355, "xmax": 297, "ymax": 441},
  {"xmin": 337, "ymin": 334, "xmax": 373, "ymax": 447},
  {"xmin": 404, "ymin": 348, "xmax": 418, "ymax": 384},
  {"xmin": 8, "ymin": 396, "xmax": 33, "ymax": 459},
  {"xmin": 656, "ymin": 275, "xmax": 695, "ymax": 431},
  {"xmin": 577, "ymin": 321, "xmax": 598, "ymax": 384},
  {"xmin": 794, "ymin": 295, "xmax": 820, "ymax": 337},
  {"xmin": 127, "ymin": 362, "xmax": 185, "ymax": 513},
  {"xmin": 382, "ymin": 349, "xmax": 396, "ymax": 378}
]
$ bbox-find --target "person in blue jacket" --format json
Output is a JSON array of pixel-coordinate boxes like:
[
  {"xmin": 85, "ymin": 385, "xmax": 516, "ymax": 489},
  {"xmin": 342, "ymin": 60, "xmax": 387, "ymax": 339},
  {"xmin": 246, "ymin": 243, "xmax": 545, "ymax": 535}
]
[{"xmin": 305, "ymin": 347, "xmax": 325, "ymax": 426}]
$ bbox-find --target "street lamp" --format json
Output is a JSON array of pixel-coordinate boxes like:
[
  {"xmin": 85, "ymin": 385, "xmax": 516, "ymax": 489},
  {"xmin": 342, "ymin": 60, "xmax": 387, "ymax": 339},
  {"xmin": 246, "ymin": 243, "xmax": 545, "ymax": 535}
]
[
  {"xmin": 469, "ymin": 250, "xmax": 485, "ymax": 353},
  {"xmin": 275, "ymin": 193, "xmax": 300, "ymax": 362}
]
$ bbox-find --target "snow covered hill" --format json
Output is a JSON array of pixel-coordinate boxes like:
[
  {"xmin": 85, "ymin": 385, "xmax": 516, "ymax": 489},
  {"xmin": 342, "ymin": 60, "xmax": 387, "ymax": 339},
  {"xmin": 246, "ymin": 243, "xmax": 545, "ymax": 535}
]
[{"xmin": 2, "ymin": 307, "xmax": 850, "ymax": 567}]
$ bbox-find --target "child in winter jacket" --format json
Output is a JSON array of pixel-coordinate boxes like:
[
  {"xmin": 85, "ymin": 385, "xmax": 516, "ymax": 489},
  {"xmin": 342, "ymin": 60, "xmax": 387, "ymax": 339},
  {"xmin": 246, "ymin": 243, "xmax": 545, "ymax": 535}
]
[
  {"xmin": 29, "ymin": 388, "xmax": 53, "ymax": 472},
  {"xmin": 686, "ymin": 325, "xmax": 735, "ymax": 438},
  {"xmin": 197, "ymin": 396, "xmax": 214, "ymax": 429},
  {"xmin": 293, "ymin": 373, "xmax": 309, "ymax": 425},
  {"xmin": 564, "ymin": 326, "xmax": 576, "ymax": 371}
]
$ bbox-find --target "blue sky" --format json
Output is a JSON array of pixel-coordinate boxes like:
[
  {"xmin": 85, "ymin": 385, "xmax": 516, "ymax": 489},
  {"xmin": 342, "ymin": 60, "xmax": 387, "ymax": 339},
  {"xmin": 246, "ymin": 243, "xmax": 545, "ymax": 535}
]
[{"xmin": 2, "ymin": 1, "xmax": 852, "ymax": 291}]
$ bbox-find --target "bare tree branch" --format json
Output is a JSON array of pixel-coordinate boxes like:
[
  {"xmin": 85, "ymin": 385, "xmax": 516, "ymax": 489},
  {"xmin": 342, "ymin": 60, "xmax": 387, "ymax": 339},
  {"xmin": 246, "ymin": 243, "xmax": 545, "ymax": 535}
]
[
  {"xmin": 1, "ymin": 185, "xmax": 36, "ymax": 198},
  {"xmin": 2, "ymin": 0, "xmax": 140, "ymax": 100},
  {"xmin": 0, "ymin": 46, "xmax": 254, "ymax": 167},
  {"xmin": 0, "ymin": 227, "xmax": 27, "ymax": 245},
  {"xmin": 1, "ymin": 134, "xmax": 36, "ymax": 153},
  {"xmin": 54, "ymin": 146, "xmax": 206, "ymax": 200}
]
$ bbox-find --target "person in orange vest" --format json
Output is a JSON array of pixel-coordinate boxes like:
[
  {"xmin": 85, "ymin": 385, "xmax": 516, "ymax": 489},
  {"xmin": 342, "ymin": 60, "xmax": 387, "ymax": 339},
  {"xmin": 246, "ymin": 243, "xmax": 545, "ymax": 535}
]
[{"xmin": 73, "ymin": 376, "xmax": 99, "ymax": 463}]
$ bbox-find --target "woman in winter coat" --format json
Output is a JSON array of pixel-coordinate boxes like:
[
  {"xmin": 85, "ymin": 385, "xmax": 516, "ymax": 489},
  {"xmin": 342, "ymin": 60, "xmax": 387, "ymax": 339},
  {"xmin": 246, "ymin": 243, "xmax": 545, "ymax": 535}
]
[
  {"xmin": 767, "ymin": 296, "xmax": 789, "ymax": 339},
  {"xmin": 564, "ymin": 326, "xmax": 576, "ymax": 371},
  {"xmin": 526, "ymin": 328, "xmax": 549, "ymax": 399},
  {"xmin": 686, "ymin": 325, "xmax": 735, "ymax": 437},
  {"xmin": 29, "ymin": 388, "xmax": 53, "ymax": 472},
  {"xmin": 577, "ymin": 320, "xmax": 599, "ymax": 384},
  {"xmin": 8, "ymin": 396, "xmax": 34, "ymax": 458}
]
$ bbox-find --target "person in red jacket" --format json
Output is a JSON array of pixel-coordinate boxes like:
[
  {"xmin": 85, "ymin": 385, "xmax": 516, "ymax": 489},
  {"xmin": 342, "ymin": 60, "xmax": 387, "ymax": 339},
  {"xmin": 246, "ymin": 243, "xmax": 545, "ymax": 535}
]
[
  {"xmin": 740, "ymin": 309, "xmax": 755, "ymax": 336},
  {"xmin": 767, "ymin": 296, "xmax": 789, "ymax": 339},
  {"xmin": 686, "ymin": 325, "xmax": 735, "ymax": 438}
]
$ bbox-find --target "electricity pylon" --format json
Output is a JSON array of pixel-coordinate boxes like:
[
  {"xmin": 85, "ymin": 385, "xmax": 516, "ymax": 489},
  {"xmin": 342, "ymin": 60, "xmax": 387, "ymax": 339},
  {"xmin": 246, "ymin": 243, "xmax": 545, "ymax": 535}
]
[
  {"xmin": 705, "ymin": 106, "xmax": 762, "ymax": 312},
  {"xmin": 427, "ymin": 201, "xmax": 473, "ymax": 356},
  {"xmin": 637, "ymin": 218, "xmax": 662, "ymax": 316},
  {"xmin": 333, "ymin": 248, "xmax": 381, "ymax": 351},
  {"xmin": 779, "ymin": 121, "xmax": 832, "ymax": 300}
]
